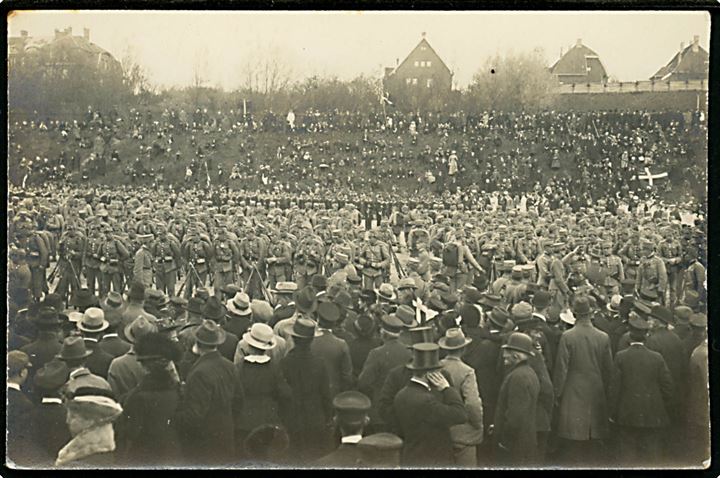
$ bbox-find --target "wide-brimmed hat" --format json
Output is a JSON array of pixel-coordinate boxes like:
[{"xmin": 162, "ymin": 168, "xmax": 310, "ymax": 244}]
[
  {"xmin": 488, "ymin": 306, "xmax": 511, "ymax": 329},
  {"xmin": 438, "ymin": 327, "xmax": 472, "ymax": 350},
  {"xmin": 125, "ymin": 315, "xmax": 158, "ymax": 344},
  {"xmin": 202, "ymin": 297, "xmax": 227, "ymax": 322},
  {"xmin": 311, "ymin": 274, "xmax": 328, "ymax": 291},
  {"xmin": 145, "ymin": 289, "xmax": 169, "ymax": 308},
  {"xmin": 187, "ymin": 297, "xmax": 204, "ymax": 315},
  {"xmin": 57, "ymin": 336, "xmax": 93, "ymax": 361},
  {"xmin": 380, "ymin": 314, "xmax": 405, "ymax": 335},
  {"xmin": 32, "ymin": 306, "xmax": 62, "ymax": 327},
  {"xmin": 34, "ymin": 360, "xmax": 70, "ymax": 391},
  {"xmin": 77, "ymin": 307, "xmax": 110, "ymax": 333},
  {"xmin": 271, "ymin": 281, "xmax": 298, "ymax": 295},
  {"xmin": 376, "ymin": 283, "xmax": 397, "ymax": 302},
  {"xmin": 289, "ymin": 317, "xmax": 322, "ymax": 338},
  {"xmin": 101, "ymin": 291, "xmax": 125, "ymax": 311},
  {"xmin": 243, "ymin": 323, "xmax": 277, "ymax": 351},
  {"xmin": 673, "ymin": 305, "xmax": 693, "ymax": 323},
  {"xmin": 501, "ymin": 332, "xmax": 535, "ymax": 356},
  {"xmin": 227, "ymin": 292, "xmax": 252, "ymax": 316},
  {"xmin": 478, "ymin": 294, "xmax": 503, "ymax": 309},
  {"xmin": 397, "ymin": 278, "xmax": 418, "ymax": 290},
  {"xmin": 294, "ymin": 286, "xmax": 318, "ymax": 314},
  {"xmin": 606, "ymin": 294, "xmax": 622, "ymax": 313},
  {"xmin": 532, "ymin": 291, "xmax": 552, "ymax": 310},
  {"xmin": 70, "ymin": 289, "xmax": 98, "ymax": 309},
  {"xmin": 193, "ymin": 319, "xmax": 227, "ymax": 346},
  {"xmin": 406, "ymin": 343, "xmax": 443, "ymax": 371},
  {"xmin": 560, "ymin": 309, "xmax": 576, "ymax": 326},
  {"xmin": 394, "ymin": 305, "xmax": 418, "ymax": 328},
  {"xmin": 689, "ymin": 313, "xmax": 707, "ymax": 329},
  {"xmin": 650, "ymin": 305, "xmax": 674, "ymax": 325}
]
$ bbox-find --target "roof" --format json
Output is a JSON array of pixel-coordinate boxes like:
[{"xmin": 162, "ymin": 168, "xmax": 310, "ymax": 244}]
[
  {"xmin": 9, "ymin": 33, "xmax": 117, "ymax": 61},
  {"xmin": 550, "ymin": 42, "xmax": 607, "ymax": 77},
  {"xmin": 651, "ymin": 43, "xmax": 709, "ymax": 81},
  {"xmin": 388, "ymin": 37, "xmax": 452, "ymax": 77}
]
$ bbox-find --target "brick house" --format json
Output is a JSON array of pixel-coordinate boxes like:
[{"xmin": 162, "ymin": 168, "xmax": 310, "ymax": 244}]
[
  {"xmin": 383, "ymin": 33, "xmax": 453, "ymax": 110},
  {"xmin": 651, "ymin": 35, "xmax": 709, "ymax": 82},
  {"xmin": 549, "ymin": 39, "xmax": 608, "ymax": 85}
]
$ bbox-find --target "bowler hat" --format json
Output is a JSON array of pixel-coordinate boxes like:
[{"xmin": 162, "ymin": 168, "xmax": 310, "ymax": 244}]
[
  {"xmin": 34, "ymin": 360, "xmax": 70, "ymax": 391},
  {"xmin": 532, "ymin": 291, "xmax": 552, "ymax": 310},
  {"xmin": 459, "ymin": 304, "xmax": 481, "ymax": 327},
  {"xmin": 406, "ymin": 343, "xmax": 443, "ymax": 371},
  {"xmin": 353, "ymin": 315, "xmax": 376, "ymax": 337},
  {"xmin": 620, "ymin": 279, "xmax": 636, "ymax": 294},
  {"xmin": 294, "ymin": 286, "xmax": 318, "ymax": 314},
  {"xmin": 127, "ymin": 282, "xmax": 146, "ymax": 302},
  {"xmin": 571, "ymin": 297, "xmax": 592, "ymax": 319},
  {"xmin": 33, "ymin": 306, "xmax": 61, "ymax": 327},
  {"xmin": 289, "ymin": 317, "xmax": 321, "ymax": 338},
  {"xmin": 501, "ymin": 332, "xmax": 535, "ymax": 356},
  {"xmin": 194, "ymin": 319, "xmax": 227, "ymax": 346},
  {"xmin": 333, "ymin": 290, "xmax": 354, "ymax": 310},
  {"xmin": 438, "ymin": 327, "xmax": 472, "ymax": 350},
  {"xmin": 650, "ymin": 305, "xmax": 674, "ymax": 325},
  {"xmin": 124, "ymin": 315, "xmax": 158, "ymax": 344},
  {"xmin": 70, "ymin": 289, "xmax": 98, "ymax": 309},
  {"xmin": 187, "ymin": 297, "xmax": 204, "ymax": 315},
  {"xmin": 317, "ymin": 302, "xmax": 341, "ymax": 324},
  {"xmin": 489, "ymin": 307, "xmax": 511, "ymax": 329},
  {"xmin": 243, "ymin": 323, "xmax": 277, "ymax": 351},
  {"xmin": 202, "ymin": 297, "xmax": 227, "ymax": 323},
  {"xmin": 57, "ymin": 336, "xmax": 93, "ymax": 361},
  {"xmin": 77, "ymin": 307, "xmax": 110, "ymax": 333}
]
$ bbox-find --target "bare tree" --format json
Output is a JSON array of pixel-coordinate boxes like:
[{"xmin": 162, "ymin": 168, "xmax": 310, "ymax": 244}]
[{"xmin": 120, "ymin": 45, "xmax": 151, "ymax": 96}]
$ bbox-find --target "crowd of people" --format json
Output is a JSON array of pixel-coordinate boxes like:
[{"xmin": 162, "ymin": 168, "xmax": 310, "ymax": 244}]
[
  {"xmin": 6, "ymin": 176, "xmax": 708, "ymax": 468},
  {"xmin": 8, "ymin": 106, "xmax": 707, "ymax": 203}
]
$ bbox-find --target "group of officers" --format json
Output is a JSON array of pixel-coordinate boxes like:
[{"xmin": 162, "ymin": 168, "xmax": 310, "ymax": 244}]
[{"xmin": 7, "ymin": 184, "xmax": 709, "ymax": 468}]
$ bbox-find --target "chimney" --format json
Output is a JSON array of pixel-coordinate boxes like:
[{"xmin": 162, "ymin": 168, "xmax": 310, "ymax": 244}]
[
  {"xmin": 576, "ymin": 38, "xmax": 582, "ymax": 47},
  {"xmin": 54, "ymin": 28, "xmax": 60, "ymax": 39},
  {"xmin": 421, "ymin": 32, "xmax": 426, "ymax": 39},
  {"xmin": 692, "ymin": 35, "xmax": 699, "ymax": 52},
  {"xmin": 20, "ymin": 30, "xmax": 28, "ymax": 38},
  {"xmin": 560, "ymin": 46, "xmax": 564, "ymax": 58},
  {"xmin": 83, "ymin": 28, "xmax": 90, "ymax": 41},
  {"xmin": 396, "ymin": 58, "xmax": 399, "ymax": 66},
  {"xmin": 65, "ymin": 27, "xmax": 72, "ymax": 36}
]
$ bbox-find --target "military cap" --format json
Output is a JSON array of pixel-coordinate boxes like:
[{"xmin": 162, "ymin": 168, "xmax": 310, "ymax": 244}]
[{"xmin": 689, "ymin": 313, "xmax": 707, "ymax": 329}]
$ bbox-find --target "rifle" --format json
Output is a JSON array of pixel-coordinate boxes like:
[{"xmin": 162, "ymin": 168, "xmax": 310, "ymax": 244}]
[
  {"xmin": 389, "ymin": 247, "xmax": 406, "ymax": 279},
  {"xmin": 47, "ymin": 261, "xmax": 61, "ymax": 285}
]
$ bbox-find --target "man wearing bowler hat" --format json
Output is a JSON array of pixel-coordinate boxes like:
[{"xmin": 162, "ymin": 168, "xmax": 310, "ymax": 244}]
[
  {"xmin": 359, "ymin": 313, "xmax": 411, "ymax": 433},
  {"xmin": 30, "ymin": 360, "xmax": 71, "ymax": 464},
  {"xmin": 315, "ymin": 391, "xmax": 373, "ymax": 467},
  {"xmin": 439, "ymin": 328, "xmax": 484, "ymax": 466},
  {"xmin": 493, "ymin": 332, "xmax": 540, "ymax": 465},
  {"xmin": 176, "ymin": 319, "xmax": 245, "ymax": 465},
  {"xmin": 609, "ymin": 313, "xmax": 674, "ymax": 466},
  {"xmin": 279, "ymin": 318, "xmax": 333, "ymax": 463},
  {"xmin": 312, "ymin": 302, "xmax": 354, "ymax": 397},
  {"xmin": 393, "ymin": 343, "xmax": 468, "ymax": 467}
]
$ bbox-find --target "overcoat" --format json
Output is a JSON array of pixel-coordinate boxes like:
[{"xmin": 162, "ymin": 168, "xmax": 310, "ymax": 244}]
[
  {"xmin": 552, "ymin": 320, "xmax": 613, "ymax": 440},
  {"xmin": 311, "ymin": 329, "xmax": 354, "ymax": 398}
]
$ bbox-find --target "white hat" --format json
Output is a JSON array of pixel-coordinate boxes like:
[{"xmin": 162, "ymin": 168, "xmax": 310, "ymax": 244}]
[
  {"xmin": 242, "ymin": 323, "xmax": 277, "ymax": 351},
  {"xmin": 227, "ymin": 292, "xmax": 252, "ymax": 316}
]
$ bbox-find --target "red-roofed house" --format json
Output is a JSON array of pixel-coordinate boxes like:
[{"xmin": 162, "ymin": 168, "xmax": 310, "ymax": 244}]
[
  {"xmin": 651, "ymin": 35, "xmax": 709, "ymax": 82},
  {"xmin": 550, "ymin": 39, "xmax": 608, "ymax": 85}
]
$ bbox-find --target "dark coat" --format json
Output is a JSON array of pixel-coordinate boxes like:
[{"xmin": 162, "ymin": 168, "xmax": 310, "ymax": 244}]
[
  {"xmin": 493, "ymin": 362, "xmax": 540, "ymax": 464},
  {"xmin": 7, "ymin": 387, "xmax": 34, "ymax": 466},
  {"xmin": 117, "ymin": 373, "xmax": 183, "ymax": 466},
  {"xmin": 280, "ymin": 343, "xmax": 333, "ymax": 463},
  {"xmin": 645, "ymin": 328, "xmax": 686, "ymax": 411},
  {"xmin": 175, "ymin": 350, "xmax": 244, "ymax": 465},
  {"xmin": 358, "ymin": 338, "xmax": 411, "ymax": 426},
  {"xmin": 311, "ymin": 329, "xmax": 354, "ymax": 398},
  {"xmin": 234, "ymin": 358, "xmax": 292, "ymax": 433},
  {"xmin": 610, "ymin": 343, "xmax": 674, "ymax": 429},
  {"xmin": 30, "ymin": 398, "xmax": 70, "ymax": 465},
  {"xmin": 348, "ymin": 335, "xmax": 382, "ymax": 379},
  {"xmin": 462, "ymin": 327, "xmax": 505, "ymax": 425},
  {"xmin": 98, "ymin": 333, "xmax": 132, "ymax": 359},
  {"xmin": 553, "ymin": 320, "xmax": 613, "ymax": 441},
  {"xmin": 219, "ymin": 330, "xmax": 240, "ymax": 363},
  {"xmin": 84, "ymin": 339, "xmax": 114, "ymax": 379},
  {"xmin": 393, "ymin": 381, "xmax": 468, "ymax": 467},
  {"xmin": 314, "ymin": 442, "xmax": 362, "ymax": 468},
  {"xmin": 224, "ymin": 315, "xmax": 251, "ymax": 338}
]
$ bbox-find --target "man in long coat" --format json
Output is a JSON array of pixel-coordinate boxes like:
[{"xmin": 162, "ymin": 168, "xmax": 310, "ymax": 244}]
[
  {"xmin": 552, "ymin": 296, "xmax": 613, "ymax": 465},
  {"xmin": 175, "ymin": 320, "xmax": 244, "ymax": 465}
]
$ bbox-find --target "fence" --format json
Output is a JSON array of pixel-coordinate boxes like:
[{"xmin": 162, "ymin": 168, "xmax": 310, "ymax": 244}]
[{"xmin": 557, "ymin": 79, "xmax": 708, "ymax": 95}]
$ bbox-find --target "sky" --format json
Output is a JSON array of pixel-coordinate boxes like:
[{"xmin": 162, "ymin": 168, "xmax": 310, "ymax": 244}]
[{"xmin": 8, "ymin": 10, "xmax": 711, "ymax": 90}]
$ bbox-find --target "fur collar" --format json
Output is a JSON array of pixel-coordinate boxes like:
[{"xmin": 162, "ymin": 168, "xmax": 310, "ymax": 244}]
[{"xmin": 55, "ymin": 423, "xmax": 115, "ymax": 466}]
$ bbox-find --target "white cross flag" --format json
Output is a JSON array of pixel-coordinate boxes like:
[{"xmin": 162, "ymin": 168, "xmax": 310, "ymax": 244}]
[{"xmin": 633, "ymin": 167, "xmax": 668, "ymax": 187}]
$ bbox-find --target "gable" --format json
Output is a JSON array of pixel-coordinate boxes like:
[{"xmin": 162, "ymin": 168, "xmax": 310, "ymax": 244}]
[{"xmin": 393, "ymin": 38, "xmax": 452, "ymax": 77}]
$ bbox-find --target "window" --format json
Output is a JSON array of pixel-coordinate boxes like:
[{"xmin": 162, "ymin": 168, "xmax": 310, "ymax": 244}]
[
  {"xmin": 420, "ymin": 61, "xmax": 426, "ymax": 67},
  {"xmin": 406, "ymin": 78, "xmax": 412, "ymax": 85},
  {"xmin": 426, "ymin": 61, "xmax": 432, "ymax": 68},
  {"xmin": 414, "ymin": 61, "xmax": 419, "ymax": 67},
  {"xmin": 420, "ymin": 46, "xmax": 427, "ymax": 51},
  {"xmin": 426, "ymin": 78, "xmax": 433, "ymax": 88},
  {"xmin": 412, "ymin": 78, "xmax": 418, "ymax": 85}
]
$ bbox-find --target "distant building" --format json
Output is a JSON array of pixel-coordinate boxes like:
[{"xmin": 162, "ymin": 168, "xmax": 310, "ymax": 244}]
[
  {"xmin": 9, "ymin": 27, "xmax": 123, "ymax": 82},
  {"xmin": 651, "ymin": 35, "xmax": 709, "ymax": 82},
  {"xmin": 383, "ymin": 33, "xmax": 453, "ymax": 109},
  {"xmin": 550, "ymin": 39, "xmax": 608, "ymax": 85}
]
